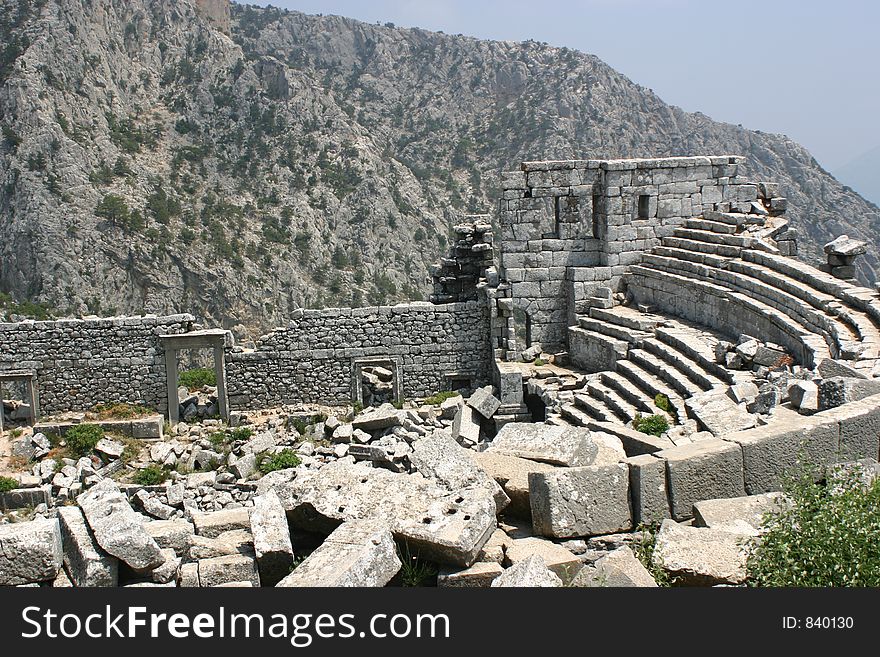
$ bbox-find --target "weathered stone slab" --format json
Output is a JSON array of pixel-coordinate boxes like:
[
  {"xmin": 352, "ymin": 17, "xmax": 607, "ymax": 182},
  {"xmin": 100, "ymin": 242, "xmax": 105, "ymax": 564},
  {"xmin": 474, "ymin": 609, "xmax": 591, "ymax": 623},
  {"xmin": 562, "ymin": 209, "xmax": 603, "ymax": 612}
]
[
  {"xmin": 258, "ymin": 461, "xmax": 496, "ymax": 566},
  {"xmin": 452, "ymin": 404, "xmax": 481, "ymax": 447},
  {"xmin": 817, "ymin": 393, "xmax": 880, "ymax": 462},
  {"xmin": 726, "ymin": 419, "xmax": 839, "ymax": 494},
  {"xmin": 57, "ymin": 506, "xmax": 118, "ymax": 587},
  {"xmin": 192, "ymin": 507, "xmax": 251, "ymax": 538},
  {"xmin": 491, "ymin": 555, "xmax": 563, "ymax": 587},
  {"xmin": 626, "ymin": 454, "xmax": 671, "ymax": 525},
  {"xmin": 472, "ymin": 451, "xmax": 555, "ymax": 518},
  {"xmin": 656, "ymin": 439, "xmax": 745, "ymax": 520},
  {"xmin": 505, "ymin": 537, "xmax": 582, "ymax": 583},
  {"xmin": 144, "ymin": 519, "xmax": 195, "ymax": 555},
  {"xmin": 529, "ymin": 464, "xmax": 632, "ymax": 538},
  {"xmin": 467, "ymin": 386, "xmax": 501, "ymax": 420},
  {"xmin": 198, "ymin": 554, "xmax": 260, "ymax": 588},
  {"xmin": 352, "ymin": 404, "xmax": 400, "ymax": 432},
  {"xmin": 571, "ymin": 546, "xmax": 658, "ymax": 587},
  {"xmin": 818, "ymin": 377, "xmax": 880, "ymax": 411},
  {"xmin": 411, "ymin": 431, "xmax": 510, "ymax": 512},
  {"xmin": 685, "ymin": 390, "xmax": 757, "ymax": 436},
  {"xmin": 277, "ymin": 520, "xmax": 400, "ymax": 587},
  {"xmin": 487, "ymin": 422, "xmax": 597, "ymax": 466},
  {"xmin": 693, "ymin": 493, "xmax": 789, "ymax": 536},
  {"xmin": 77, "ymin": 479, "xmax": 164, "ymax": 570},
  {"xmin": 0, "ymin": 518, "xmax": 63, "ymax": 585},
  {"xmin": 249, "ymin": 490, "xmax": 295, "ymax": 586},
  {"xmin": 818, "ymin": 358, "xmax": 868, "ymax": 380},
  {"xmin": 151, "ymin": 549, "xmax": 181, "ymax": 584},
  {"xmin": 0, "ymin": 485, "xmax": 51, "ymax": 512},
  {"xmin": 653, "ymin": 519, "xmax": 748, "ymax": 586},
  {"xmin": 437, "ymin": 562, "xmax": 504, "ymax": 588}
]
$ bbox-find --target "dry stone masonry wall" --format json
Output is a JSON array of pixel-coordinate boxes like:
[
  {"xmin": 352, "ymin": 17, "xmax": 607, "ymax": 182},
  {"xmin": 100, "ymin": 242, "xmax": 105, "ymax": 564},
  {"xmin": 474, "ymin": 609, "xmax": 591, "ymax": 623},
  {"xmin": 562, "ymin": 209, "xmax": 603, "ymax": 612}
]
[
  {"xmin": 0, "ymin": 315, "xmax": 194, "ymax": 414},
  {"xmin": 225, "ymin": 301, "xmax": 492, "ymax": 409}
]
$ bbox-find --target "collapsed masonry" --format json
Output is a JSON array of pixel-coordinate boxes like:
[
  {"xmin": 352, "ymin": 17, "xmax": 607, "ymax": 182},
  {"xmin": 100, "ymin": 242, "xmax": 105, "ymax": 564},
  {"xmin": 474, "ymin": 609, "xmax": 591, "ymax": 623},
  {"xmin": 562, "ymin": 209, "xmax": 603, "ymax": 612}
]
[{"xmin": 2, "ymin": 155, "xmax": 880, "ymax": 588}]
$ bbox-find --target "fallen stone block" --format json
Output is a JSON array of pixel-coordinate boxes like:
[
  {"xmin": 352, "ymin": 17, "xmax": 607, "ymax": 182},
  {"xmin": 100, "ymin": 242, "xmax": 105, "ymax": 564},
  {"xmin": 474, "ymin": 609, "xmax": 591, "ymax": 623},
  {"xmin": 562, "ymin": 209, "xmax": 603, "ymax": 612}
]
[
  {"xmin": 249, "ymin": 490, "xmax": 295, "ymax": 586},
  {"xmin": 133, "ymin": 490, "xmax": 177, "ymax": 520},
  {"xmin": 352, "ymin": 404, "xmax": 401, "ymax": 432},
  {"xmin": 178, "ymin": 562, "xmax": 200, "ymax": 587},
  {"xmin": 817, "ymin": 358, "xmax": 868, "ymax": 380},
  {"xmin": 452, "ymin": 404, "xmax": 481, "ymax": 447},
  {"xmin": 231, "ymin": 453, "xmax": 258, "ymax": 479},
  {"xmin": 188, "ymin": 533, "xmax": 254, "ymax": 560},
  {"xmin": 788, "ymin": 380, "xmax": 819, "ymax": 413},
  {"xmin": 144, "ymin": 519, "xmax": 195, "ymax": 556},
  {"xmin": 198, "ymin": 554, "xmax": 260, "ymax": 588},
  {"xmin": 656, "ymin": 439, "xmax": 745, "ymax": 520},
  {"xmin": 591, "ymin": 431, "xmax": 627, "ymax": 465},
  {"xmin": 487, "ymin": 422, "xmax": 597, "ymax": 467},
  {"xmin": 491, "ymin": 555, "xmax": 563, "ymax": 587},
  {"xmin": 276, "ymin": 520, "xmax": 400, "ymax": 587},
  {"xmin": 817, "ymin": 393, "xmax": 880, "ymax": 462},
  {"xmin": 693, "ymin": 493, "xmax": 789, "ymax": 536},
  {"xmin": 439, "ymin": 395, "xmax": 463, "ymax": 420},
  {"xmin": 685, "ymin": 390, "xmax": 757, "ymax": 436},
  {"xmin": 0, "ymin": 485, "xmax": 51, "ymax": 512},
  {"xmin": 529, "ymin": 464, "xmax": 632, "ymax": 538},
  {"xmin": 626, "ymin": 454, "xmax": 671, "ymax": 525},
  {"xmin": 727, "ymin": 382, "xmax": 759, "ymax": 405},
  {"xmin": 151, "ymin": 549, "xmax": 181, "ymax": 584},
  {"xmin": 57, "ymin": 506, "xmax": 118, "ymax": 587},
  {"xmin": 818, "ymin": 377, "xmax": 880, "ymax": 411},
  {"xmin": 438, "ymin": 562, "xmax": 504, "ymax": 588},
  {"xmin": 570, "ymin": 546, "xmax": 658, "ymax": 587},
  {"xmin": 192, "ymin": 507, "xmax": 251, "ymax": 538},
  {"xmin": 477, "ymin": 528, "xmax": 511, "ymax": 563},
  {"xmin": 77, "ymin": 479, "xmax": 165, "ymax": 570},
  {"xmin": 467, "ymin": 386, "xmax": 501, "ymax": 420},
  {"xmin": 505, "ymin": 537, "xmax": 582, "ymax": 583},
  {"xmin": 0, "ymin": 518, "xmax": 63, "ymax": 585},
  {"xmin": 411, "ymin": 431, "xmax": 510, "ymax": 513},
  {"xmin": 258, "ymin": 460, "xmax": 496, "ymax": 566},
  {"xmin": 653, "ymin": 519, "xmax": 748, "ymax": 586},
  {"xmin": 472, "ymin": 451, "xmax": 555, "ymax": 518}
]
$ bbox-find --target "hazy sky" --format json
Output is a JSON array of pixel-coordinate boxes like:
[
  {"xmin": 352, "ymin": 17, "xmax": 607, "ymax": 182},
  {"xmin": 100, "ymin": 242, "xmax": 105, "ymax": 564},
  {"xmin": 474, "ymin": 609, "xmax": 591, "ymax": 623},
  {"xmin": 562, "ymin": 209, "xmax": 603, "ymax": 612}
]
[{"xmin": 247, "ymin": 1, "xmax": 878, "ymax": 170}]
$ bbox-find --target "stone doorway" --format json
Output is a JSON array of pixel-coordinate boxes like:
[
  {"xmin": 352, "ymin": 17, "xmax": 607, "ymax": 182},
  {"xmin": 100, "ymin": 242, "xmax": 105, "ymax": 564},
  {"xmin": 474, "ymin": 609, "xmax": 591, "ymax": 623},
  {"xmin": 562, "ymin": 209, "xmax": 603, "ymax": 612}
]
[
  {"xmin": 351, "ymin": 358, "xmax": 401, "ymax": 407},
  {"xmin": 0, "ymin": 370, "xmax": 39, "ymax": 437},
  {"xmin": 160, "ymin": 330, "xmax": 231, "ymax": 424}
]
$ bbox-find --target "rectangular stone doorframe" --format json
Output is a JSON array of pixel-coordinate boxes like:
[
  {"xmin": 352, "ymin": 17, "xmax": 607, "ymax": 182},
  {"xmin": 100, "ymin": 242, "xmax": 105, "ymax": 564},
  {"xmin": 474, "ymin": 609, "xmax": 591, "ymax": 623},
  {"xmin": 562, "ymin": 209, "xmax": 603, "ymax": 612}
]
[
  {"xmin": 159, "ymin": 330, "xmax": 232, "ymax": 425},
  {"xmin": 351, "ymin": 357, "xmax": 402, "ymax": 406},
  {"xmin": 0, "ymin": 370, "xmax": 40, "ymax": 437}
]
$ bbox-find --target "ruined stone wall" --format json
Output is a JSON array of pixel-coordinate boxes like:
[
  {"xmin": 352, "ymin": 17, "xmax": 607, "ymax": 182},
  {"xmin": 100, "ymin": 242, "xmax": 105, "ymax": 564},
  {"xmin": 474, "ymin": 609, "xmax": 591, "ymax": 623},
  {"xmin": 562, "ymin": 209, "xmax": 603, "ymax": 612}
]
[
  {"xmin": 225, "ymin": 301, "xmax": 492, "ymax": 409},
  {"xmin": 0, "ymin": 315, "xmax": 194, "ymax": 414},
  {"xmin": 498, "ymin": 156, "xmax": 771, "ymax": 347}
]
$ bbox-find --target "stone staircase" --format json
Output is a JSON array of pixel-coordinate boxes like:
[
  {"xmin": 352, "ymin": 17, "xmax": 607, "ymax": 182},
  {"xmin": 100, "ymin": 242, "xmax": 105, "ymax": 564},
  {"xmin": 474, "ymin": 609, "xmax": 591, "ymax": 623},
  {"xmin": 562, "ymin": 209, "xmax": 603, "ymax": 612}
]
[{"xmin": 627, "ymin": 213, "xmax": 880, "ymax": 377}]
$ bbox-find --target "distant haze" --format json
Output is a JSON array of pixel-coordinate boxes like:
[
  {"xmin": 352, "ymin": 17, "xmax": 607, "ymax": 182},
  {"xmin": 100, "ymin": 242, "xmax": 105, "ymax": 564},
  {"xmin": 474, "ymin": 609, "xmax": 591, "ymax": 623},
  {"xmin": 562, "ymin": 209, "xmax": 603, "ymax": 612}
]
[{"xmin": 249, "ymin": 0, "xmax": 880, "ymax": 174}]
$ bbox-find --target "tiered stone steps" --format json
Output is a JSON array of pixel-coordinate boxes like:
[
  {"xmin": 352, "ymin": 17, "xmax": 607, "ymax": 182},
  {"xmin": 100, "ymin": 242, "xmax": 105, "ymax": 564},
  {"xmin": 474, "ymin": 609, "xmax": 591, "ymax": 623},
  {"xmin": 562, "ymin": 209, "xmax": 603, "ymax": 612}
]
[
  {"xmin": 564, "ymin": 306, "xmax": 746, "ymax": 427},
  {"xmin": 632, "ymin": 219, "xmax": 880, "ymax": 373}
]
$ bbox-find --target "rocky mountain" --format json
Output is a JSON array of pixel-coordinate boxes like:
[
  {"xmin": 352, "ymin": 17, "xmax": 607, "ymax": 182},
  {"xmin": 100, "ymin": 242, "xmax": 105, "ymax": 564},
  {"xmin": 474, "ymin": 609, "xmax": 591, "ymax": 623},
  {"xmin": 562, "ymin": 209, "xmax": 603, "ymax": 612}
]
[
  {"xmin": 1, "ymin": 0, "xmax": 878, "ymax": 336},
  {"xmin": 835, "ymin": 145, "xmax": 880, "ymax": 207}
]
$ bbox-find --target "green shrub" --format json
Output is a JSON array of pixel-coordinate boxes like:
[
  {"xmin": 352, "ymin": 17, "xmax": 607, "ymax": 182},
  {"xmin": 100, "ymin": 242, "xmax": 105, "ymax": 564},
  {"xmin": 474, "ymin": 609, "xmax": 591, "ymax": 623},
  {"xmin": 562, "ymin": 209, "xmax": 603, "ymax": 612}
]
[
  {"xmin": 209, "ymin": 431, "xmax": 230, "ymax": 448},
  {"xmin": 0, "ymin": 476, "xmax": 19, "ymax": 493},
  {"xmin": 230, "ymin": 427, "xmax": 253, "ymax": 442},
  {"xmin": 133, "ymin": 465, "xmax": 169, "ymax": 486},
  {"xmin": 654, "ymin": 393, "xmax": 671, "ymax": 414},
  {"xmin": 422, "ymin": 391, "xmax": 459, "ymax": 406},
  {"xmin": 259, "ymin": 449, "xmax": 302, "ymax": 474},
  {"xmin": 178, "ymin": 367, "xmax": 216, "ymax": 390},
  {"xmin": 398, "ymin": 543, "xmax": 438, "ymax": 587},
  {"xmin": 533, "ymin": 358, "xmax": 547, "ymax": 366},
  {"xmin": 633, "ymin": 413, "xmax": 669, "ymax": 437},
  {"xmin": 746, "ymin": 465, "xmax": 880, "ymax": 587},
  {"xmin": 65, "ymin": 424, "xmax": 104, "ymax": 456}
]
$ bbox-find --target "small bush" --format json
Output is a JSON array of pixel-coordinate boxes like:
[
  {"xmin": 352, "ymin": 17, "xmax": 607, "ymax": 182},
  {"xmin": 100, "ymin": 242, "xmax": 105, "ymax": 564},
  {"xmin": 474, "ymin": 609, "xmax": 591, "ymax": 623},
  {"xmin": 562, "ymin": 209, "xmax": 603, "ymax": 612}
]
[
  {"xmin": 290, "ymin": 418, "xmax": 309, "ymax": 436},
  {"xmin": 65, "ymin": 424, "xmax": 104, "ymax": 456},
  {"xmin": 533, "ymin": 358, "xmax": 547, "ymax": 366},
  {"xmin": 654, "ymin": 393, "xmax": 671, "ymax": 414},
  {"xmin": 746, "ymin": 465, "xmax": 880, "ymax": 587},
  {"xmin": 259, "ymin": 449, "xmax": 302, "ymax": 474},
  {"xmin": 133, "ymin": 465, "xmax": 169, "ymax": 486},
  {"xmin": 633, "ymin": 413, "xmax": 669, "ymax": 437},
  {"xmin": 0, "ymin": 476, "xmax": 19, "ymax": 493},
  {"xmin": 230, "ymin": 427, "xmax": 253, "ymax": 442},
  {"xmin": 209, "ymin": 431, "xmax": 230, "ymax": 448},
  {"xmin": 422, "ymin": 391, "xmax": 459, "ymax": 406},
  {"xmin": 178, "ymin": 368, "xmax": 216, "ymax": 390}
]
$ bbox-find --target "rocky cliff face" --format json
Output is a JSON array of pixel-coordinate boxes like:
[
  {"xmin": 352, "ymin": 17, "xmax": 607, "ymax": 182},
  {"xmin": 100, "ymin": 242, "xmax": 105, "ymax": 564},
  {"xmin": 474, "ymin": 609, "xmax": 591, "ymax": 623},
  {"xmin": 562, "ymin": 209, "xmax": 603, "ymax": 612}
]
[{"xmin": 1, "ymin": 0, "xmax": 877, "ymax": 334}]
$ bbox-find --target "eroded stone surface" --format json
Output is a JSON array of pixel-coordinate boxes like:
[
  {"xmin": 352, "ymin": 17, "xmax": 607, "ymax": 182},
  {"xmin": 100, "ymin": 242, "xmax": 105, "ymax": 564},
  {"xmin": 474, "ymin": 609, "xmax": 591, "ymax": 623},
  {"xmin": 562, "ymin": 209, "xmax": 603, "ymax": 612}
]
[
  {"xmin": 487, "ymin": 423, "xmax": 597, "ymax": 467},
  {"xmin": 0, "ymin": 518, "xmax": 63, "ymax": 585}
]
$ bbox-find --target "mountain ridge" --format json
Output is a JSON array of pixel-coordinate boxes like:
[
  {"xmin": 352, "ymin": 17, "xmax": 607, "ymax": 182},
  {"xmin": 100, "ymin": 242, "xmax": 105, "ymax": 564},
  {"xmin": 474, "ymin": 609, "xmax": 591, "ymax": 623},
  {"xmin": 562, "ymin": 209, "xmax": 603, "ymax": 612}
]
[{"xmin": 0, "ymin": 0, "xmax": 877, "ymax": 336}]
